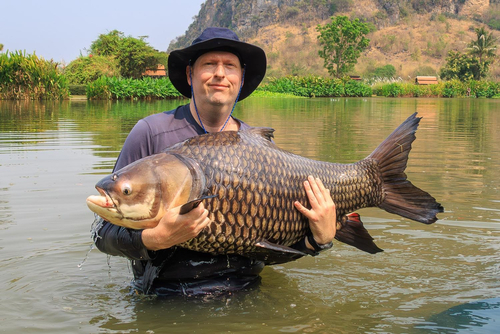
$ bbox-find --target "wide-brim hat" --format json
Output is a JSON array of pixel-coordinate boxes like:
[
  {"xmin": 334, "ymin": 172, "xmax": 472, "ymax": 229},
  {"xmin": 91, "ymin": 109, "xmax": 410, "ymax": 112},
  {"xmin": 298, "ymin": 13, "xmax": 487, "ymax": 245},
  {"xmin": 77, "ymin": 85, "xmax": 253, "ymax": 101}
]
[{"xmin": 168, "ymin": 27, "xmax": 267, "ymax": 100}]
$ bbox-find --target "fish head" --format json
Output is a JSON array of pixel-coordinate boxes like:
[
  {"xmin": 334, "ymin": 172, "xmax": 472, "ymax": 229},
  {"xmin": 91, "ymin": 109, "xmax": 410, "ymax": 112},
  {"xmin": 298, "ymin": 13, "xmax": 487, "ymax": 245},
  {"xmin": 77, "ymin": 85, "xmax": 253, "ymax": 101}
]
[{"xmin": 86, "ymin": 153, "xmax": 197, "ymax": 229}]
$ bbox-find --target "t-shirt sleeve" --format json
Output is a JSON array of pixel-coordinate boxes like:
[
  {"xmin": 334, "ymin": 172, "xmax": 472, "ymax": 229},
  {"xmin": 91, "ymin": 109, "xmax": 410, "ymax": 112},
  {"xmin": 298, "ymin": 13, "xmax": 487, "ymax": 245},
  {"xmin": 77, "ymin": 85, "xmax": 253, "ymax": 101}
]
[{"xmin": 113, "ymin": 119, "xmax": 153, "ymax": 172}]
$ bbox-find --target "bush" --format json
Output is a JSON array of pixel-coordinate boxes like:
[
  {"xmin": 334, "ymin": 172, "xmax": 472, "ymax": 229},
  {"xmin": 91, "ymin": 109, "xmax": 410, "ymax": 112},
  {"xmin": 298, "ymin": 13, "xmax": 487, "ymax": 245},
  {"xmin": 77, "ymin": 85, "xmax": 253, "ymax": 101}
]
[
  {"xmin": 260, "ymin": 76, "xmax": 371, "ymax": 97},
  {"xmin": 372, "ymin": 79, "xmax": 500, "ymax": 98},
  {"xmin": 440, "ymin": 51, "xmax": 482, "ymax": 81},
  {"xmin": 0, "ymin": 51, "xmax": 69, "ymax": 100},
  {"xmin": 64, "ymin": 55, "xmax": 119, "ymax": 84},
  {"xmin": 86, "ymin": 76, "xmax": 182, "ymax": 100},
  {"xmin": 344, "ymin": 80, "xmax": 372, "ymax": 97}
]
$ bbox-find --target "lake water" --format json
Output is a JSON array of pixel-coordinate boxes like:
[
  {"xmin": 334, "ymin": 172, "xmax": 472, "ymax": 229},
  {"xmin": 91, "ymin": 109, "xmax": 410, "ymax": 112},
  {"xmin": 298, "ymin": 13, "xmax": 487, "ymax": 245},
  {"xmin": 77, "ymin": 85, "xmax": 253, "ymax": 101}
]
[{"xmin": 1, "ymin": 97, "xmax": 499, "ymax": 333}]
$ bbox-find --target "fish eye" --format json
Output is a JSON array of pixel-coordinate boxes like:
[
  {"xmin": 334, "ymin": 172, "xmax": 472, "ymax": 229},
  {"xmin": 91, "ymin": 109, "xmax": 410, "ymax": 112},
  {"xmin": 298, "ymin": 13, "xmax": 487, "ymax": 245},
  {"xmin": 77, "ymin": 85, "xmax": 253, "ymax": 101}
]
[{"xmin": 122, "ymin": 186, "xmax": 132, "ymax": 196}]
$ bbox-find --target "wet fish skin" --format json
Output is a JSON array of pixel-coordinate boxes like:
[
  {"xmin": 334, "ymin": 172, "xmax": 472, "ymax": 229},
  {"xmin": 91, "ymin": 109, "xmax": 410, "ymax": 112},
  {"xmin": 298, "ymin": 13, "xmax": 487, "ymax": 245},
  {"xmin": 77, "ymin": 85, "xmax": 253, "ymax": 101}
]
[
  {"xmin": 87, "ymin": 113, "xmax": 444, "ymax": 262},
  {"xmin": 168, "ymin": 130, "xmax": 385, "ymax": 255}
]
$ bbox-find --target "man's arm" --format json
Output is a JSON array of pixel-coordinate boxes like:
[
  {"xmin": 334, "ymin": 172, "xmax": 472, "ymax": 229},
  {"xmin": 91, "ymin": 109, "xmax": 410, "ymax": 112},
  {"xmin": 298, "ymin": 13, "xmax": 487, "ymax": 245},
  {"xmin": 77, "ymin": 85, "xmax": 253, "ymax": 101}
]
[
  {"xmin": 93, "ymin": 218, "xmax": 151, "ymax": 260},
  {"xmin": 93, "ymin": 118, "xmax": 211, "ymax": 257},
  {"xmin": 141, "ymin": 203, "xmax": 210, "ymax": 250},
  {"xmin": 292, "ymin": 176, "xmax": 337, "ymax": 255}
]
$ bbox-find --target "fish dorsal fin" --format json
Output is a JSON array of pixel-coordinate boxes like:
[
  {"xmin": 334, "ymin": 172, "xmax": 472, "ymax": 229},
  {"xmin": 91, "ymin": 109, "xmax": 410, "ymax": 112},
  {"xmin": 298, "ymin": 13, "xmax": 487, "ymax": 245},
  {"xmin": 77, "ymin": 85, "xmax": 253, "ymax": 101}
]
[{"xmin": 245, "ymin": 127, "xmax": 275, "ymax": 142}]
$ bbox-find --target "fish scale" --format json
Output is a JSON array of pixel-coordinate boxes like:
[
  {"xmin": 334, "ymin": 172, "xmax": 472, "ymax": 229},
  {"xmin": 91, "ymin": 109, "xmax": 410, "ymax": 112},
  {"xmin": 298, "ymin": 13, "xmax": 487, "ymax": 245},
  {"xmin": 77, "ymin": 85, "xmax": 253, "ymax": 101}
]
[
  {"xmin": 87, "ymin": 113, "xmax": 444, "ymax": 263},
  {"xmin": 167, "ymin": 128, "xmax": 385, "ymax": 255}
]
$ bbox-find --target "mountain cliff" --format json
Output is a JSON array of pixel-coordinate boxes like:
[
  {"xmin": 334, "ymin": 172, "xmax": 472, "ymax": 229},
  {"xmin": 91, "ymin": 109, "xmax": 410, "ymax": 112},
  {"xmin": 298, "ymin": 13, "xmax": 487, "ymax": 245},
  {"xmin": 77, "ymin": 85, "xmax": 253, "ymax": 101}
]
[{"xmin": 168, "ymin": 0, "xmax": 498, "ymax": 79}]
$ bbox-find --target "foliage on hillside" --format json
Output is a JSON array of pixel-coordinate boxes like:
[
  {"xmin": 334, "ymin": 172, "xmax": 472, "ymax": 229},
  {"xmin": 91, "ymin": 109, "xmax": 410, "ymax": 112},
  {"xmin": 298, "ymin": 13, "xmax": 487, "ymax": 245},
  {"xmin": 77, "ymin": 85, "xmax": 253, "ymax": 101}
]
[{"xmin": 169, "ymin": 0, "xmax": 500, "ymax": 80}]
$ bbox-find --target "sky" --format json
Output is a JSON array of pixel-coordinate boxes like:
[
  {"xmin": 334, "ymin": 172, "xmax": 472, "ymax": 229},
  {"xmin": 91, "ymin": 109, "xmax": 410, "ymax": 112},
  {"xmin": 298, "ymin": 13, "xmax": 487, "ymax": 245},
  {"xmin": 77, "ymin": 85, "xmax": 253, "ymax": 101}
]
[{"xmin": 0, "ymin": 0, "xmax": 206, "ymax": 64}]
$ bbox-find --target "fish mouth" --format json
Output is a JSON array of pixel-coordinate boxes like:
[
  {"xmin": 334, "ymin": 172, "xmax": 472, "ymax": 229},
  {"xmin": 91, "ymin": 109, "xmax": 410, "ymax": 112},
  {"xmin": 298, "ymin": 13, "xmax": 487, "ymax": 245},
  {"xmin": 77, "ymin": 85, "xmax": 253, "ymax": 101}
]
[{"xmin": 86, "ymin": 187, "xmax": 118, "ymax": 213}]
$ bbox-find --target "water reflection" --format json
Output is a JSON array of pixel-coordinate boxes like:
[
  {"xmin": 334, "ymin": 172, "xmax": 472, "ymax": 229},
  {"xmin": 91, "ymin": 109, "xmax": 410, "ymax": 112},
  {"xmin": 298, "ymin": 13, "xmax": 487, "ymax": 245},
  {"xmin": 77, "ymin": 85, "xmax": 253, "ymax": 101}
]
[
  {"xmin": 1, "ymin": 97, "xmax": 500, "ymax": 333},
  {"xmin": 416, "ymin": 298, "xmax": 500, "ymax": 333}
]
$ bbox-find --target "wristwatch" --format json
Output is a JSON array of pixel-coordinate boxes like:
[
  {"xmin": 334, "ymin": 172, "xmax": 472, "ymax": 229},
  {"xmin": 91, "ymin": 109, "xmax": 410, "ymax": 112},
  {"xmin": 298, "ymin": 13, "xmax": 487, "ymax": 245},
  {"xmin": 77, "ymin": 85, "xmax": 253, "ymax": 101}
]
[
  {"xmin": 307, "ymin": 233, "xmax": 333, "ymax": 253},
  {"xmin": 297, "ymin": 233, "xmax": 333, "ymax": 256}
]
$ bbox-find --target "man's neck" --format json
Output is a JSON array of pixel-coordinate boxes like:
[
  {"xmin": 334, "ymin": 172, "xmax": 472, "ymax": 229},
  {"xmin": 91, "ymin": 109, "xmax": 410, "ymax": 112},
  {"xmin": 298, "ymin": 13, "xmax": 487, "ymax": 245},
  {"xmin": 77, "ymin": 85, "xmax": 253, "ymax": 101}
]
[{"xmin": 189, "ymin": 101, "xmax": 238, "ymax": 132}]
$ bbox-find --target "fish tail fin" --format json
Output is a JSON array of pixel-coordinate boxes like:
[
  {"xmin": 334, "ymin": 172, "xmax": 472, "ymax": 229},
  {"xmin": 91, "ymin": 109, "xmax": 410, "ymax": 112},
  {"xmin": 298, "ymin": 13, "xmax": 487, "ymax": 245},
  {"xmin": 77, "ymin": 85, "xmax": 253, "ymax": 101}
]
[
  {"xmin": 368, "ymin": 112, "xmax": 444, "ymax": 224},
  {"xmin": 335, "ymin": 213, "xmax": 383, "ymax": 254}
]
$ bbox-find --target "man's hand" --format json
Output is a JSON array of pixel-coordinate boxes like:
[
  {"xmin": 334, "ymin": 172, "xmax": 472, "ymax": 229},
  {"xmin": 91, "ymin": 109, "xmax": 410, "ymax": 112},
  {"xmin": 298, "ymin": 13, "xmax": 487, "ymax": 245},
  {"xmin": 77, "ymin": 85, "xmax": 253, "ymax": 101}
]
[
  {"xmin": 142, "ymin": 203, "xmax": 211, "ymax": 251},
  {"xmin": 294, "ymin": 176, "xmax": 337, "ymax": 247}
]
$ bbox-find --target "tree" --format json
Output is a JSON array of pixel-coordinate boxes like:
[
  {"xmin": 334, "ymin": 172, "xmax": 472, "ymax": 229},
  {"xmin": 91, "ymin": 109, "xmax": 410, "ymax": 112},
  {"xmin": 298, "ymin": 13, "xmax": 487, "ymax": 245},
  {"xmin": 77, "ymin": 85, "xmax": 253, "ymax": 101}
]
[
  {"xmin": 90, "ymin": 30, "xmax": 122, "ymax": 56},
  {"xmin": 439, "ymin": 51, "xmax": 482, "ymax": 81},
  {"xmin": 90, "ymin": 30, "xmax": 162, "ymax": 79},
  {"xmin": 467, "ymin": 27, "xmax": 497, "ymax": 71},
  {"xmin": 64, "ymin": 55, "xmax": 120, "ymax": 84},
  {"xmin": 0, "ymin": 43, "xmax": 4, "ymax": 52},
  {"xmin": 317, "ymin": 16, "xmax": 370, "ymax": 78},
  {"xmin": 440, "ymin": 27, "xmax": 498, "ymax": 81}
]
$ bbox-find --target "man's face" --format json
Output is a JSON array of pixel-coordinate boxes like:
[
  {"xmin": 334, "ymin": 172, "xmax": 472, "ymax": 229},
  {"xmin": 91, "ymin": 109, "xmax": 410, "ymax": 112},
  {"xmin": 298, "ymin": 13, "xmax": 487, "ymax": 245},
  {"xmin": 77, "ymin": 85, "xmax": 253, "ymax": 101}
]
[{"xmin": 187, "ymin": 51, "xmax": 243, "ymax": 108}]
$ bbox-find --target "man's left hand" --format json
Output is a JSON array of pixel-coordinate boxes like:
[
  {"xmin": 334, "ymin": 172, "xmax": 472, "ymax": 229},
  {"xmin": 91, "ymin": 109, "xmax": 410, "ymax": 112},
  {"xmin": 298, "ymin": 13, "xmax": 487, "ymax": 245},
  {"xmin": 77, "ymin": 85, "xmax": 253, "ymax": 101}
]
[{"xmin": 294, "ymin": 175, "xmax": 337, "ymax": 247}]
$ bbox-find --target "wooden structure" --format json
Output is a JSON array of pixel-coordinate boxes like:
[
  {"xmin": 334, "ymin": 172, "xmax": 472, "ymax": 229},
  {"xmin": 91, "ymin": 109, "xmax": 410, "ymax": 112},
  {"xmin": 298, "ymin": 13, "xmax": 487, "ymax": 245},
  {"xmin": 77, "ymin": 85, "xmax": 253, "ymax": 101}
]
[
  {"xmin": 415, "ymin": 76, "xmax": 438, "ymax": 85},
  {"xmin": 143, "ymin": 65, "xmax": 167, "ymax": 78},
  {"xmin": 349, "ymin": 75, "xmax": 362, "ymax": 81}
]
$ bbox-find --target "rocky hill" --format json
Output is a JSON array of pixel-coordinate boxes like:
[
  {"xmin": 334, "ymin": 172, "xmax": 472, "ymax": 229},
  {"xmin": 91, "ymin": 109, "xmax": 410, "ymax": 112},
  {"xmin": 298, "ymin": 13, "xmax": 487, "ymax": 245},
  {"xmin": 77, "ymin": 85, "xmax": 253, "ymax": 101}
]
[{"xmin": 168, "ymin": 0, "xmax": 499, "ymax": 80}]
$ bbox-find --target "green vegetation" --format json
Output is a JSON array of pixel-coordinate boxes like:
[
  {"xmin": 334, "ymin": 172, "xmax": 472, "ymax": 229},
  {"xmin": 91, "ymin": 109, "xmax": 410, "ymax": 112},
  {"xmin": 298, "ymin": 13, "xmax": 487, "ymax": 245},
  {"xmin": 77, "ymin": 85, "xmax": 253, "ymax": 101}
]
[
  {"xmin": 317, "ymin": 16, "xmax": 370, "ymax": 78},
  {"xmin": 467, "ymin": 27, "xmax": 497, "ymax": 70},
  {"xmin": 64, "ymin": 55, "xmax": 120, "ymax": 84},
  {"xmin": 440, "ymin": 27, "xmax": 498, "ymax": 81},
  {"xmin": 251, "ymin": 89, "xmax": 304, "ymax": 98},
  {"xmin": 0, "ymin": 51, "xmax": 69, "ymax": 100},
  {"xmin": 89, "ymin": 30, "xmax": 167, "ymax": 79},
  {"xmin": 365, "ymin": 64, "xmax": 397, "ymax": 79},
  {"xmin": 3, "ymin": 11, "xmax": 500, "ymax": 101},
  {"xmin": 259, "ymin": 76, "xmax": 372, "ymax": 97},
  {"xmin": 372, "ymin": 80, "xmax": 500, "ymax": 98},
  {"xmin": 86, "ymin": 76, "xmax": 182, "ymax": 100},
  {"xmin": 439, "ymin": 51, "xmax": 482, "ymax": 81}
]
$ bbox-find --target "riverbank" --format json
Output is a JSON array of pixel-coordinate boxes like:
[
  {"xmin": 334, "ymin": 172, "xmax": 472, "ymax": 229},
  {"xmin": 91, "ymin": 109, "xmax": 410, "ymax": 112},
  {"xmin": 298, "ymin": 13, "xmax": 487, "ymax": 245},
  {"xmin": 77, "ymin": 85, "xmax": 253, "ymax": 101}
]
[{"xmin": 71, "ymin": 76, "xmax": 500, "ymax": 100}]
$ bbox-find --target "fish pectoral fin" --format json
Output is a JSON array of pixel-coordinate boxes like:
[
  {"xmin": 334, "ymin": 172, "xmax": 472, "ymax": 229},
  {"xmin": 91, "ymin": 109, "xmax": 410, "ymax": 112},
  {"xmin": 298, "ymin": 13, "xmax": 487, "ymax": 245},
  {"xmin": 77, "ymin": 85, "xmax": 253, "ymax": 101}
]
[
  {"xmin": 249, "ymin": 239, "xmax": 307, "ymax": 265},
  {"xmin": 179, "ymin": 195, "xmax": 217, "ymax": 215},
  {"xmin": 335, "ymin": 212, "xmax": 384, "ymax": 254}
]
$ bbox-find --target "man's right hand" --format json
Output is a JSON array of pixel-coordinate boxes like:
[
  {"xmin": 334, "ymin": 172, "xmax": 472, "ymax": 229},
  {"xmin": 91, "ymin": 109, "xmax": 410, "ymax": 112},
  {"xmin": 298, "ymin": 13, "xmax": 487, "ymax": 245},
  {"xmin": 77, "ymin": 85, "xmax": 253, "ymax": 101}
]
[{"xmin": 142, "ymin": 203, "xmax": 211, "ymax": 251}]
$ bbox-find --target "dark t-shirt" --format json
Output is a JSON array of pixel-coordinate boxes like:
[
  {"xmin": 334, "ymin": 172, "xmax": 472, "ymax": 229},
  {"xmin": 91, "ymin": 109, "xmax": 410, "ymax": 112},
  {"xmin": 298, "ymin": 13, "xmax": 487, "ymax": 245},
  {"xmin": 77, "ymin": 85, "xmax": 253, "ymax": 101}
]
[{"xmin": 93, "ymin": 104, "xmax": 264, "ymax": 295}]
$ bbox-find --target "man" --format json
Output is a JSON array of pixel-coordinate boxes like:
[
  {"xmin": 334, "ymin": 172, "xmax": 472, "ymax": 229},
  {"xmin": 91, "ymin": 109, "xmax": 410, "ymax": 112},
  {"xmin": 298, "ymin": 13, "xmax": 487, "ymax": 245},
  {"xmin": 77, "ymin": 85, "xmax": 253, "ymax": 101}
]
[{"xmin": 93, "ymin": 27, "xmax": 336, "ymax": 296}]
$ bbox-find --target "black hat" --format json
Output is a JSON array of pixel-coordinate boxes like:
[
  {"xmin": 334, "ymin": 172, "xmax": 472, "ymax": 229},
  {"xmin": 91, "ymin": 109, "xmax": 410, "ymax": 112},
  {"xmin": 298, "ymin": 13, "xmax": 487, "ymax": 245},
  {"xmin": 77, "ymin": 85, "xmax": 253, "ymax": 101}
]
[{"xmin": 168, "ymin": 27, "xmax": 267, "ymax": 100}]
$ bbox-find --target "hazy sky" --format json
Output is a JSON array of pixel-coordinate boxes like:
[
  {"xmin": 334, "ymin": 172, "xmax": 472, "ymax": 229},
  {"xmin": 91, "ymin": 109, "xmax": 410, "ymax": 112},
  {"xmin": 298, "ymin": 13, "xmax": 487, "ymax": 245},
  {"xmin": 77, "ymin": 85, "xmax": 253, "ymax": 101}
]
[{"xmin": 1, "ymin": 0, "xmax": 206, "ymax": 64}]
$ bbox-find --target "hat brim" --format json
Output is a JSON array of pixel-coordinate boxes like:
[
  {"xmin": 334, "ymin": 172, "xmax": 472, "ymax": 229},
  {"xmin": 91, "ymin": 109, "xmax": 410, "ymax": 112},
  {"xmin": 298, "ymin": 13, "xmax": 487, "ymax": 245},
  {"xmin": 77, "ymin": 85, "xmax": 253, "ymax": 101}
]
[{"xmin": 168, "ymin": 38, "xmax": 266, "ymax": 100}]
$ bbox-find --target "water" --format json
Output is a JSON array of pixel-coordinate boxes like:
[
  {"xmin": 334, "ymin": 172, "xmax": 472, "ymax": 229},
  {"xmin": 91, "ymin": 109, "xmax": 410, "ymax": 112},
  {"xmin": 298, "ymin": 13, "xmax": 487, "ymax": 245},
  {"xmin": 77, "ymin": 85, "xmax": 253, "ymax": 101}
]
[{"xmin": 1, "ymin": 97, "xmax": 499, "ymax": 333}]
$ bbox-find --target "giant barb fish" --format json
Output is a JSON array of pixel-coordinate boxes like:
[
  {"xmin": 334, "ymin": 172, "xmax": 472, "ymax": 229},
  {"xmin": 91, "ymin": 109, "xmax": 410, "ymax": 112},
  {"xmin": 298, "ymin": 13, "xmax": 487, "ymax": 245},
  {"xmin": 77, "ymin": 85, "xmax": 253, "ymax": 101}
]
[{"xmin": 87, "ymin": 112, "xmax": 444, "ymax": 264}]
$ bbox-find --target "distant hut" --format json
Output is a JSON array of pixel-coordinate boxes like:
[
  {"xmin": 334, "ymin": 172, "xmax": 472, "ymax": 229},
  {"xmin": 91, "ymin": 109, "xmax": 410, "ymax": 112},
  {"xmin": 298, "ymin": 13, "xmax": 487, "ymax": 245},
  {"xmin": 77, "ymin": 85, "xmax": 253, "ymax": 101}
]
[
  {"xmin": 143, "ymin": 65, "xmax": 167, "ymax": 78},
  {"xmin": 415, "ymin": 76, "xmax": 438, "ymax": 85}
]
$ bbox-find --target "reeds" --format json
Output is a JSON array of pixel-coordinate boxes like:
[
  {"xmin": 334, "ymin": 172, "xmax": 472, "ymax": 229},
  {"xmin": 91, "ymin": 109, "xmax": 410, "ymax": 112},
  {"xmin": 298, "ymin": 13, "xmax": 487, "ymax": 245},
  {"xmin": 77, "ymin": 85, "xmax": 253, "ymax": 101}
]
[{"xmin": 0, "ymin": 51, "xmax": 69, "ymax": 100}]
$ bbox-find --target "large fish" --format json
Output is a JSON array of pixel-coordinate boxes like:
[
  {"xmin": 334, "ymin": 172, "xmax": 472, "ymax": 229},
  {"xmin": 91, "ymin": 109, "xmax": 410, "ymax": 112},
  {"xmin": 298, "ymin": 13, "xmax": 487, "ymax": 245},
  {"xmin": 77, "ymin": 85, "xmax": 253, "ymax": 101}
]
[{"xmin": 87, "ymin": 113, "xmax": 443, "ymax": 263}]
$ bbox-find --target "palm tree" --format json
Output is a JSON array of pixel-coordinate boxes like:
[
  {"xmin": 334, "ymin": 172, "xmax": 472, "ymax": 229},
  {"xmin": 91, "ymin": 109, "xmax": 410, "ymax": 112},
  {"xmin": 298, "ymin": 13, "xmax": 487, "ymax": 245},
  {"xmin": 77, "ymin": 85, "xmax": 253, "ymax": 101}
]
[{"xmin": 467, "ymin": 27, "xmax": 498, "ymax": 66}]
